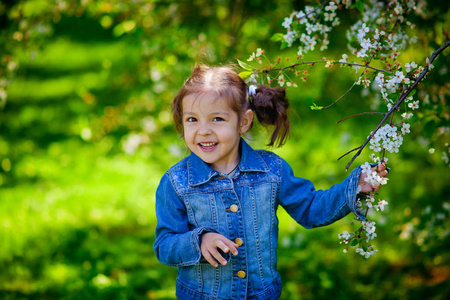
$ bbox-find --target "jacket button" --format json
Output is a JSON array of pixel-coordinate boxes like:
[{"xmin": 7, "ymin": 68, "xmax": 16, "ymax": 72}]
[
  {"xmin": 235, "ymin": 238, "xmax": 243, "ymax": 246},
  {"xmin": 237, "ymin": 270, "xmax": 246, "ymax": 279},
  {"xmin": 230, "ymin": 204, "xmax": 239, "ymax": 213}
]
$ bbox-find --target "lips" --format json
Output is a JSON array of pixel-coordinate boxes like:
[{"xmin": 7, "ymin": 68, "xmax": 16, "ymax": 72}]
[{"xmin": 198, "ymin": 142, "xmax": 218, "ymax": 152}]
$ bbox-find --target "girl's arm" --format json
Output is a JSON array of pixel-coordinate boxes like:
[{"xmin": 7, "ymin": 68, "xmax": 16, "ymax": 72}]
[
  {"xmin": 153, "ymin": 173, "xmax": 214, "ymax": 266},
  {"xmin": 278, "ymin": 158, "xmax": 364, "ymax": 228}
]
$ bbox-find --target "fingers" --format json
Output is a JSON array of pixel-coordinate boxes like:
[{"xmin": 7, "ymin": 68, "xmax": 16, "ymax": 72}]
[
  {"xmin": 202, "ymin": 249, "xmax": 221, "ymax": 267},
  {"xmin": 376, "ymin": 164, "xmax": 388, "ymax": 177},
  {"xmin": 221, "ymin": 239, "xmax": 239, "ymax": 256},
  {"xmin": 206, "ymin": 246, "xmax": 227, "ymax": 267},
  {"xmin": 358, "ymin": 163, "xmax": 389, "ymax": 194},
  {"xmin": 201, "ymin": 233, "xmax": 239, "ymax": 268},
  {"xmin": 360, "ymin": 184, "xmax": 375, "ymax": 193},
  {"xmin": 371, "ymin": 183, "xmax": 380, "ymax": 193}
]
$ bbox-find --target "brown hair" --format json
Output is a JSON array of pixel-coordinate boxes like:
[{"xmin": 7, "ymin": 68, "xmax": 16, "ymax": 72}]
[{"xmin": 172, "ymin": 64, "xmax": 290, "ymax": 147}]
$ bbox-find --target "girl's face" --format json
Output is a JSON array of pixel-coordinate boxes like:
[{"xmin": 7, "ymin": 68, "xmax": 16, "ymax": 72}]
[{"xmin": 182, "ymin": 94, "xmax": 253, "ymax": 174}]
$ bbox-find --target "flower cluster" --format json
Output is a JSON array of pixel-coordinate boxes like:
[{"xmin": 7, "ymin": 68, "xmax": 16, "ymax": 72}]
[
  {"xmin": 369, "ymin": 124, "xmax": 404, "ymax": 153},
  {"xmin": 374, "ymin": 59, "xmax": 425, "ymax": 108},
  {"xmin": 361, "ymin": 162, "xmax": 389, "ymax": 186},
  {"xmin": 340, "ymin": 188, "xmax": 389, "ymax": 259},
  {"xmin": 356, "ymin": 246, "xmax": 378, "ymax": 259},
  {"xmin": 248, "ymin": 48, "xmax": 264, "ymax": 64},
  {"xmin": 281, "ymin": 1, "xmax": 340, "ymax": 55},
  {"xmin": 238, "ymin": 0, "xmax": 447, "ymax": 259}
]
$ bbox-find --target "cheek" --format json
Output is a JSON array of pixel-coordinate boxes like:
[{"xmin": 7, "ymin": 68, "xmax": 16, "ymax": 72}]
[
  {"xmin": 220, "ymin": 126, "xmax": 241, "ymax": 141},
  {"xmin": 183, "ymin": 127, "xmax": 193, "ymax": 141}
]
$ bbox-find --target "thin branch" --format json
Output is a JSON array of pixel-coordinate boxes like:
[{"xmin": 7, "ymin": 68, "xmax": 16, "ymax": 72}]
[
  {"xmin": 312, "ymin": 0, "xmax": 331, "ymax": 24},
  {"xmin": 340, "ymin": 61, "xmax": 386, "ymax": 72},
  {"xmin": 266, "ymin": 60, "xmax": 387, "ymax": 73},
  {"xmin": 337, "ymin": 112, "xmax": 386, "ymax": 124},
  {"xmin": 322, "ymin": 82, "xmax": 357, "ymax": 110},
  {"xmin": 263, "ymin": 59, "xmax": 386, "ymax": 111},
  {"xmin": 294, "ymin": 0, "xmax": 331, "ymax": 22},
  {"xmin": 322, "ymin": 48, "xmax": 381, "ymax": 110},
  {"xmin": 337, "ymin": 146, "xmax": 361, "ymax": 161},
  {"xmin": 320, "ymin": 57, "xmax": 380, "ymax": 110},
  {"xmin": 389, "ymin": 109, "xmax": 395, "ymax": 126},
  {"xmin": 342, "ymin": 40, "xmax": 450, "ymax": 170},
  {"xmin": 323, "ymin": 3, "xmax": 390, "ymax": 111}
]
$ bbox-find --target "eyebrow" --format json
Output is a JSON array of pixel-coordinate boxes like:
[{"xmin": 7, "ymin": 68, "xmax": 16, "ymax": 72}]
[
  {"xmin": 183, "ymin": 111, "xmax": 230, "ymax": 116},
  {"xmin": 211, "ymin": 111, "xmax": 230, "ymax": 116}
]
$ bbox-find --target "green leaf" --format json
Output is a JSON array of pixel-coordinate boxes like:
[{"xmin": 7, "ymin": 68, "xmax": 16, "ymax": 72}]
[
  {"xmin": 350, "ymin": 239, "xmax": 359, "ymax": 246},
  {"xmin": 408, "ymin": 89, "xmax": 417, "ymax": 97},
  {"xmin": 237, "ymin": 59, "xmax": 253, "ymax": 71},
  {"xmin": 270, "ymin": 33, "xmax": 285, "ymax": 42},
  {"xmin": 238, "ymin": 71, "xmax": 252, "ymax": 79},
  {"xmin": 310, "ymin": 103, "xmax": 323, "ymax": 110},
  {"xmin": 355, "ymin": 0, "xmax": 365, "ymax": 13},
  {"xmin": 362, "ymin": 244, "xmax": 368, "ymax": 252}
]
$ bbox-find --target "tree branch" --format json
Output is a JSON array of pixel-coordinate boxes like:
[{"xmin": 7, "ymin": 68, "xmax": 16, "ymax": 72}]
[
  {"xmin": 266, "ymin": 60, "xmax": 387, "ymax": 73},
  {"xmin": 337, "ymin": 112, "xmax": 386, "ymax": 124},
  {"xmin": 321, "ymin": 6, "xmax": 388, "ymax": 111},
  {"xmin": 341, "ymin": 40, "xmax": 450, "ymax": 170}
]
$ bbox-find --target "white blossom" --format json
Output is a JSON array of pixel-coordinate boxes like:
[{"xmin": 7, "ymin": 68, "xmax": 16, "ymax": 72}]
[
  {"xmin": 405, "ymin": 62, "xmax": 417, "ymax": 72},
  {"xmin": 376, "ymin": 200, "xmax": 389, "ymax": 211},
  {"xmin": 282, "ymin": 16, "xmax": 293, "ymax": 28},
  {"xmin": 338, "ymin": 231, "xmax": 351, "ymax": 240},
  {"xmin": 401, "ymin": 123, "xmax": 411, "ymax": 134},
  {"xmin": 278, "ymin": 74, "xmax": 285, "ymax": 87},
  {"xmin": 401, "ymin": 112, "xmax": 413, "ymax": 120},
  {"xmin": 408, "ymin": 100, "xmax": 419, "ymax": 110},
  {"xmin": 283, "ymin": 31, "xmax": 296, "ymax": 47},
  {"xmin": 339, "ymin": 53, "xmax": 349, "ymax": 63},
  {"xmin": 325, "ymin": 1, "xmax": 338, "ymax": 12}
]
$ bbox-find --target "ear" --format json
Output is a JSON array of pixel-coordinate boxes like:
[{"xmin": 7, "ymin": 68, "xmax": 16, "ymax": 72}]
[{"xmin": 240, "ymin": 109, "xmax": 254, "ymax": 134}]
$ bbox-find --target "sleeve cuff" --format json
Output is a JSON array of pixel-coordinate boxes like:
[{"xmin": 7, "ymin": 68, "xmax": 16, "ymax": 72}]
[
  {"xmin": 346, "ymin": 166, "xmax": 366, "ymax": 220},
  {"xmin": 191, "ymin": 227, "xmax": 219, "ymax": 264}
]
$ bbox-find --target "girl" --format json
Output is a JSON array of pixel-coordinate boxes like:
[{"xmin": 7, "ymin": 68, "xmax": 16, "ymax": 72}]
[{"xmin": 153, "ymin": 64, "xmax": 387, "ymax": 299}]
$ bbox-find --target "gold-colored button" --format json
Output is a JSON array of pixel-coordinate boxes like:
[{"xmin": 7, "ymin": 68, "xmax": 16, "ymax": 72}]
[
  {"xmin": 235, "ymin": 238, "xmax": 243, "ymax": 246},
  {"xmin": 230, "ymin": 204, "xmax": 239, "ymax": 213},
  {"xmin": 237, "ymin": 270, "xmax": 246, "ymax": 279}
]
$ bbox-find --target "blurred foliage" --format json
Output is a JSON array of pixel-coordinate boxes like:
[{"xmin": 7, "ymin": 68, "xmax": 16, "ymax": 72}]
[{"xmin": 0, "ymin": 0, "xmax": 449, "ymax": 299}]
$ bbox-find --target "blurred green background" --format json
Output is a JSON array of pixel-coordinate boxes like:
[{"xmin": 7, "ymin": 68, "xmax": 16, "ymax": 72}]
[{"xmin": 0, "ymin": 0, "xmax": 449, "ymax": 299}]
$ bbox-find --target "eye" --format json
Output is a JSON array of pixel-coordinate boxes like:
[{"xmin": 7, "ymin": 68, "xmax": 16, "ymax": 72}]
[
  {"xmin": 213, "ymin": 117, "xmax": 225, "ymax": 122},
  {"xmin": 185, "ymin": 117, "xmax": 197, "ymax": 123}
]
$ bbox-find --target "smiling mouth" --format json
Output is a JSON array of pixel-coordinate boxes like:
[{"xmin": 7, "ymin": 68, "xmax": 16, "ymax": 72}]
[{"xmin": 198, "ymin": 142, "xmax": 218, "ymax": 151}]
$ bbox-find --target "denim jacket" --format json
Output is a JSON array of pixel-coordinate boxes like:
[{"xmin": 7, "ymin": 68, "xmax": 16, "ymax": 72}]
[{"xmin": 153, "ymin": 139, "xmax": 363, "ymax": 299}]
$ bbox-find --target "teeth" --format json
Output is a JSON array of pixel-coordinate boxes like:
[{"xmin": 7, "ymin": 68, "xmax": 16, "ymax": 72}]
[{"xmin": 200, "ymin": 142, "xmax": 216, "ymax": 147}]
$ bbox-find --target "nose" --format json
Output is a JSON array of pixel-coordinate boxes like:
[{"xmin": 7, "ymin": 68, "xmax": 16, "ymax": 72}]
[{"xmin": 198, "ymin": 122, "xmax": 212, "ymax": 136}]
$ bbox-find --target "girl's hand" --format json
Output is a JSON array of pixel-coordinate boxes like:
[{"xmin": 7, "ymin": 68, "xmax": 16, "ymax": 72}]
[
  {"xmin": 201, "ymin": 232, "xmax": 239, "ymax": 268},
  {"xmin": 358, "ymin": 163, "xmax": 389, "ymax": 193}
]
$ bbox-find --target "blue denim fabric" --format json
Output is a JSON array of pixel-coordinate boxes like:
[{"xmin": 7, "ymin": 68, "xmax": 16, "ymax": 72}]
[{"xmin": 153, "ymin": 139, "xmax": 362, "ymax": 299}]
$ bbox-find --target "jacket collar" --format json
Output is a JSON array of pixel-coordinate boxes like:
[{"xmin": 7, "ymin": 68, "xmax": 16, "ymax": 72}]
[{"xmin": 188, "ymin": 138, "xmax": 269, "ymax": 186}]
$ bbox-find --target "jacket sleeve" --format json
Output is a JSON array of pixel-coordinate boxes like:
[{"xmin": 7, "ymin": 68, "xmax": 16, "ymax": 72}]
[
  {"xmin": 279, "ymin": 158, "xmax": 364, "ymax": 229},
  {"xmin": 153, "ymin": 173, "xmax": 215, "ymax": 266}
]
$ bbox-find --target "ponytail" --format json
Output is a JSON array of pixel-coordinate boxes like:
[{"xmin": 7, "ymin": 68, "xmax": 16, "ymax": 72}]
[{"xmin": 249, "ymin": 85, "xmax": 290, "ymax": 147}]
